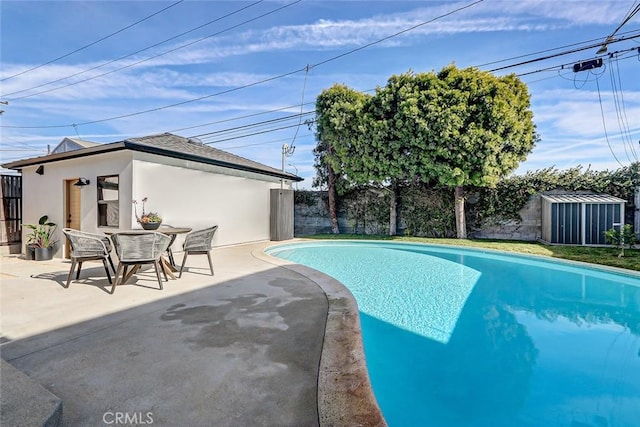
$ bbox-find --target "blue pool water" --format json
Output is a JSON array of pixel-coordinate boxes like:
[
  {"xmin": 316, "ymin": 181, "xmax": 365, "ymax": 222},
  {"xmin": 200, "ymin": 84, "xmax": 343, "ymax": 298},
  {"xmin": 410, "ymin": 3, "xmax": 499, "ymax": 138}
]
[{"xmin": 266, "ymin": 241, "xmax": 640, "ymax": 427}]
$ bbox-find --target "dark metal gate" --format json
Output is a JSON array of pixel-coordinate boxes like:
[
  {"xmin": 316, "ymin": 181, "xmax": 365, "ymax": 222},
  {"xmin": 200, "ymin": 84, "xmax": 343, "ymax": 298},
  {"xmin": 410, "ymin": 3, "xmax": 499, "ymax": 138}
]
[{"xmin": 0, "ymin": 175, "xmax": 22, "ymax": 245}]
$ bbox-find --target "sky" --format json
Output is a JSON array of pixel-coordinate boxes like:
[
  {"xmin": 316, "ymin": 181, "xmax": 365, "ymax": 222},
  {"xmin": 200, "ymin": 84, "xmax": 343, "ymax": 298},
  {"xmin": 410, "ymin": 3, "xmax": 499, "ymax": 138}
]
[{"xmin": 1, "ymin": 0, "xmax": 639, "ymax": 189}]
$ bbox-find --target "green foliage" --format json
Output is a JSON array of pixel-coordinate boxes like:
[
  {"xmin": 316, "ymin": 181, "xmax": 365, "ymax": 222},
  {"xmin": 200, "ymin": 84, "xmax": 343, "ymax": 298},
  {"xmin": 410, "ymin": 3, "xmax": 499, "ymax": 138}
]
[
  {"xmin": 294, "ymin": 190, "xmax": 319, "ymax": 206},
  {"xmin": 604, "ymin": 225, "xmax": 638, "ymax": 258},
  {"xmin": 468, "ymin": 163, "xmax": 639, "ymax": 226},
  {"xmin": 313, "ymin": 84, "xmax": 370, "ymax": 194},
  {"xmin": 399, "ymin": 185, "xmax": 456, "ymax": 237},
  {"xmin": 312, "ymin": 66, "xmax": 537, "ymax": 237},
  {"xmin": 430, "ymin": 65, "xmax": 538, "ymax": 188},
  {"xmin": 340, "ymin": 187, "xmax": 390, "ymax": 234},
  {"xmin": 24, "ymin": 215, "xmax": 57, "ymax": 248}
]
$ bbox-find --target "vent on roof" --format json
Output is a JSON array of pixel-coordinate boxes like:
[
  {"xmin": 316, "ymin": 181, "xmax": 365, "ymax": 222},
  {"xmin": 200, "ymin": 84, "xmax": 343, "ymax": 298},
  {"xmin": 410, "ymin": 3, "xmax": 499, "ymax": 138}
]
[{"xmin": 188, "ymin": 137, "xmax": 204, "ymax": 145}]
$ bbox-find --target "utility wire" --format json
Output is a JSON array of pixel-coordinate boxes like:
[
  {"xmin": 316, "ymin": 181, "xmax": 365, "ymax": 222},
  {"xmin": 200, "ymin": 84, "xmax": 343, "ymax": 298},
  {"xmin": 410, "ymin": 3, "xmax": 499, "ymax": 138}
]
[
  {"xmin": 5, "ymin": 0, "xmax": 637, "ymax": 155},
  {"xmin": 515, "ymin": 45, "xmax": 640, "ymax": 77},
  {"xmin": 197, "ymin": 120, "xmax": 316, "ymax": 145},
  {"xmin": 595, "ymin": 75, "xmax": 625, "ymax": 167},
  {"xmin": 220, "ymin": 133, "xmax": 314, "ymax": 151},
  {"xmin": 166, "ymin": 101, "xmax": 316, "ymax": 133},
  {"xmin": 1, "ymin": 0, "xmax": 484, "ymax": 130},
  {"xmin": 191, "ymin": 111, "xmax": 315, "ymax": 139},
  {"xmin": 288, "ymin": 65, "xmax": 311, "ymax": 150},
  {"xmin": 154, "ymin": 46, "xmax": 640, "ymax": 146},
  {"xmin": 608, "ymin": 54, "xmax": 638, "ymax": 161},
  {"xmin": 608, "ymin": 1, "xmax": 640, "ymax": 40},
  {"xmin": 476, "ymin": 28, "xmax": 640, "ymax": 69},
  {"xmin": 0, "ymin": 0, "xmax": 185, "ymax": 82},
  {"xmin": 311, "ymin": 0, "xmax": 484, "ymax": 70},
  {"xmin": 0, "ymin": 68, "xmax": 306, "ymax": 129},
  {"xmin": 192, "ymin": 49, "xmax": 640, "ymax": 150},
  {"xmin": 487, "ymin": 32, "xmax": 640, "ymax": 73},
  {"xmin": 2, "ymin": 0, "xmax": 267, "ymax": 99}
]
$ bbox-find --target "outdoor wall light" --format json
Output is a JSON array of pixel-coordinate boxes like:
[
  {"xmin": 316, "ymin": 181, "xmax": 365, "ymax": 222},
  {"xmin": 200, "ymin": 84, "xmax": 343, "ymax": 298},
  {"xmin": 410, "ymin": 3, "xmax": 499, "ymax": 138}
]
[
  {"xmin": 74, "ymin": 177, "xmax": 90, "ymax": 187},
  {"xmin": 35, "ymin": 165, "xmax": 44, "ymax": 175}
]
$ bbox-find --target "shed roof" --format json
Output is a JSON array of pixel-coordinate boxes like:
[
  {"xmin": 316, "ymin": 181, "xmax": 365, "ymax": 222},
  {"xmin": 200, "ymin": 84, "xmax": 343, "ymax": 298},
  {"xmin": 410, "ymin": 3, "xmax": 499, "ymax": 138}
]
[
  {"xmin": 540, "ymin": 193, "xmax": 626, "ymax": 204},
  {"xmin": 2, "ymin": 132, "xmax": 302, "ymax": 182}
]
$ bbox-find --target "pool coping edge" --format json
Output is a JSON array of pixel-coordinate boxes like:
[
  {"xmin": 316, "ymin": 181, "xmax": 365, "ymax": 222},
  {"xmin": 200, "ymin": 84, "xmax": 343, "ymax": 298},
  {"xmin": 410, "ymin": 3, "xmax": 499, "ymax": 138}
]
[{"xmin": 253, "ymin": 241, "xmax": 387, "ymax": 427}]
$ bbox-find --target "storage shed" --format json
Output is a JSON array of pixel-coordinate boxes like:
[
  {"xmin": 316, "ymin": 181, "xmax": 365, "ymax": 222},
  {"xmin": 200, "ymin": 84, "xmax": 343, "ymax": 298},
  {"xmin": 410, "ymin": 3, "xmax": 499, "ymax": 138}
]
[{"xmin": 540, "ymin": 193, "xmax": 626, "ymax": 245}]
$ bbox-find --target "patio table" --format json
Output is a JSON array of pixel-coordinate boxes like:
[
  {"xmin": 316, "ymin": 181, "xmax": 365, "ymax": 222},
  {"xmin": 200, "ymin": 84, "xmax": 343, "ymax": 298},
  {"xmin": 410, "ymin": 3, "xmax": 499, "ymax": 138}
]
[{"xmin": 104, "ymin": 226, "xmax": 192, "ymax": 281}]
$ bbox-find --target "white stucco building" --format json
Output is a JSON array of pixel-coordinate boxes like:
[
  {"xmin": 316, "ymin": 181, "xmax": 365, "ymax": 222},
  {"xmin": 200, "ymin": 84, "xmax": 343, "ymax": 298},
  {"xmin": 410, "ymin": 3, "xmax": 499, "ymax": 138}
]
[{"xmin": 2, "ymin": 133, "xmax": 302, "ymax": 258}]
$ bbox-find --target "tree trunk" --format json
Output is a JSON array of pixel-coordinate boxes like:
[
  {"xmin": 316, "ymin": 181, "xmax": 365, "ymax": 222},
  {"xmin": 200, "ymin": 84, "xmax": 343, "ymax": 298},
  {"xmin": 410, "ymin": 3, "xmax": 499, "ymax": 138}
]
[
  {"xmin": 389, "ymin": 183, "xmax": 398, "ymax": 236},
  {"xmin": 327, "ymin": 165, "xmax": 340, "ymax": 234},
  {"xmin": 455, "ymin": 185, "xmax": 467, "ymax": 239}
]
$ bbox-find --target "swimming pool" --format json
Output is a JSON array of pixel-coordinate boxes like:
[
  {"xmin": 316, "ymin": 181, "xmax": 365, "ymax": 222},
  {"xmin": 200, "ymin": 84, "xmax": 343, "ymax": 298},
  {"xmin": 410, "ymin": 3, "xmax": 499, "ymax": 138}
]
[{"xmin": 266, "ymin": 241, "xmax": 640, "ymax": 427}]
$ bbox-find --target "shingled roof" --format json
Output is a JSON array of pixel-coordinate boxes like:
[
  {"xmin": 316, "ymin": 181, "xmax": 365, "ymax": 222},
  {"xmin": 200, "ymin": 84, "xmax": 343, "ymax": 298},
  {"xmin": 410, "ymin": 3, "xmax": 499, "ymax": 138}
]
[{"xmin": 3, "ymin": 132, "xmax": 302, "ymax": 182}]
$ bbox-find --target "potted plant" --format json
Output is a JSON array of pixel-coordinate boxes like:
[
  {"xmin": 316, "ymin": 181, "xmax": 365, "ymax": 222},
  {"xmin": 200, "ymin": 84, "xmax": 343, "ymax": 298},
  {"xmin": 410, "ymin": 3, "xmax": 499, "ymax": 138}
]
[
  {"xmin": 133, "ymin": 197, "xmax": 163, "ymax": 230},
  {"xmin": 24, "ymin": 215, "xmax": 57, "ymax": 261}
]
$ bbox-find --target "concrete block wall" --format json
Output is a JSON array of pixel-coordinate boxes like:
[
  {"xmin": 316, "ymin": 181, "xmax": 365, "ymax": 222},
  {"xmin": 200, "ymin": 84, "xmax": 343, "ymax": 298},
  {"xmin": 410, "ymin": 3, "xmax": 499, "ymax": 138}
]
[
  {"xmin": 295, "ymin": 191, "xmax": 543, "ymax": 241},
  {"xmin": 470, "ymin": 195, "xmax": 542, "ymax": 241}
]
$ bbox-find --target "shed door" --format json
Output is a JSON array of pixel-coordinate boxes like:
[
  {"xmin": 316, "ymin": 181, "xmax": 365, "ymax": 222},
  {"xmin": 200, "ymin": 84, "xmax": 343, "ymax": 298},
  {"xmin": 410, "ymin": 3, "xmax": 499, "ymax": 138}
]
[
  {"xmin": 585, "ymin": 203, "xmax": 621, "ymax": 245},
  {"xmin": 551, "ymin": 202, "xmax": 581, "ymax": 244}
]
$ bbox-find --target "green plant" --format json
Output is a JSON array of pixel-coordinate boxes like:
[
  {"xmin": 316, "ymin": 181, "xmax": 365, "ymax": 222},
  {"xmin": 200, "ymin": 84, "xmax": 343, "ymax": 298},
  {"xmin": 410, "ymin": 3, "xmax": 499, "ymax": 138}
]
[
  {"xmin": 133, "ymin": 197, "xmax": 162, "ymax": 224},
  {"xmin": 604, "ymin": 224, "xmax": 638, "ymax": 257},
  {"xmin": 24, "ymin": 215, "xmax": 57, "ymax": 248}
]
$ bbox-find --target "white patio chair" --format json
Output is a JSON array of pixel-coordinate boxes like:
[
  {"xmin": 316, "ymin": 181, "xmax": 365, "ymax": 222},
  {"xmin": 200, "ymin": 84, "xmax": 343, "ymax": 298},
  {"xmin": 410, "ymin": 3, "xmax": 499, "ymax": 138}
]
[
  {"xmin": 179, "ymin": 226, "xmax": 218, "ymax": 278},
  {"xmin": 62, "ymin": 228, "xmax": 116, "ymax": 288},
  {"xmin": 110, "ymin": 231, "xmax": 172, "ymax": 294}
]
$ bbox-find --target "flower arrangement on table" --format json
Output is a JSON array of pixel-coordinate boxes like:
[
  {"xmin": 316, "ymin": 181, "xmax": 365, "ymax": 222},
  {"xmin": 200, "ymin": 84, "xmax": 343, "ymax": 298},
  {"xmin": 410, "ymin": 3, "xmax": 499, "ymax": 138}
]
[{"xmin": 133, "ymin": 197, "xmax": 163, "ymax": 230}]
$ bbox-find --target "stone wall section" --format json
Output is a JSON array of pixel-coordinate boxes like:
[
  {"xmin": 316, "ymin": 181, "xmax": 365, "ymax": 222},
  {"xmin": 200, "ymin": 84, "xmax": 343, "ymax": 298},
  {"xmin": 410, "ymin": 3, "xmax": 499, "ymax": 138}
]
[
  {"xmin": 469, "ymin": 195, "xmax": 542, "ymax": 241},
  {"xmin": 294, "ymin": 191, "xmax": 543, "ymax": 241}
]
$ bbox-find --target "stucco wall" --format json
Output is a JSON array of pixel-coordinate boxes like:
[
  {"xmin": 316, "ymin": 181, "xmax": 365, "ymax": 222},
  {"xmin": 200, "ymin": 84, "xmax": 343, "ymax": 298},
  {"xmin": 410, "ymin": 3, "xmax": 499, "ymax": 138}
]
[
  {"xmin": 20, "ymin": 149, "xmax": 291, "ymax": 258},
  {"xmin": 21, "ymin": 151, "xmax": 133, "ymax": 258},
  {"xmin": 131, "ymin": 152, "xmax": 289, "ymax": 248}
]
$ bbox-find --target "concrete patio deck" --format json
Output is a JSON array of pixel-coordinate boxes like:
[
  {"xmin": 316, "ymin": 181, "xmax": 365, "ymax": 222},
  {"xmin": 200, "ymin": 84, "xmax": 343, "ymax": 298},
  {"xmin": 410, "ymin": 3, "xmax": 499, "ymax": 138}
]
[{"xmin": 0, "ymin": 240, "xmax": 384, "ymax": 426}]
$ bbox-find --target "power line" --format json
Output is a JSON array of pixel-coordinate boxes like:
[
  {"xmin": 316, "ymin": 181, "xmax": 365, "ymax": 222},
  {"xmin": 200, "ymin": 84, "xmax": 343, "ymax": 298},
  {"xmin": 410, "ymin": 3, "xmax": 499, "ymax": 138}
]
[
  {"xmin": 486, "ymin": 32, "xmax": 640, "ymax": 73},
  {"xmin": 0, "ymin": 0, "xmax": 185, "ymax": 82},
  {"xmin": 128, "ymin": 45, "xmax": 640, "ymax": 146},
  {"xmin": 608, "ymin": 54, "xmax": 638, "ymax": 161},
  {"xmin": 198, "ymin": 120, "xmax": 316, "ymax": 145},
  {"xmin": 595, "ymin": 75, "xmax": 626, "ymax": 167},
  {"xmin": 1, "ymin": 0, "xmax": 485, "ymax": 130},
  {"xmin": 188, "ymin": 50, "xmax": 640, "ymax": 152},
  {"xmin": 166, "ymin": 101, "xmax": 316, "ymax": 134},
  {"xmin": 191, "ymin": 111, "xmax": 315, "ymax": 139},
  {"xmin": 515, "ymin": 45, "xmax": 640, "ymax": 77},
  {"xmin": 475, "ymin": 28, "xmax": 640, "ymax": 69},
  {"xmin": 2, "ymin": 0, "xmax": 267, "ymax": 99},
  {"xmin": 5, "ymin": 0, "xmax": 636, "ymax": 163},
  {"xmin": 311, "ymin": 0, "xmax": 484, "ymax": 70},
  {"xmin": 609, "ymin": 1, "xmax": 640, "ymax": 39},
  {"xmin": 220, "ymin": 133, "xmax": 315, "ymax": 151}
]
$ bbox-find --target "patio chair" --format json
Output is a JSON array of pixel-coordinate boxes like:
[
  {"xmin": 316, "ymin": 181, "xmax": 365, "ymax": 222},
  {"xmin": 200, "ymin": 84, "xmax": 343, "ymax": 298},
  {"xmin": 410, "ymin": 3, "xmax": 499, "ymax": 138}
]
[
  {"xmin": 62, "ymin": 228, "xmax": 116, "ymax": 288},
  {"xmin": 111, "ymin": 231, "xmax": 172, "ymax": 294},
  {"xmin": 179, "ymin": 226, "xmax": 218, "ymax": 278}
]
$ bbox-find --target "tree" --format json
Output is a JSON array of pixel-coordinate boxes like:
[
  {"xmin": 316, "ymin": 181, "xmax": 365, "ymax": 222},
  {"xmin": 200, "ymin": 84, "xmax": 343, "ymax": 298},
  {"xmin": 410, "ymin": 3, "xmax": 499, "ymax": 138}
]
[
  {"xmin": 313, "ymin": 84, "xmax": 370, "ymax": 233},
  {"xmin": 314, "ymin": 66, "xmax": 537, "ymax": 238},
  {"xmin": 604, "ymin": 224, "xmax": 638, "ymax": 257},
  {"xmin": 429, "ymin": 65, "xmax": 538, "ymax": 238},
  {"xmin": 340, "ymin": 71, "xmax": 444, "ymax": 235}
]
